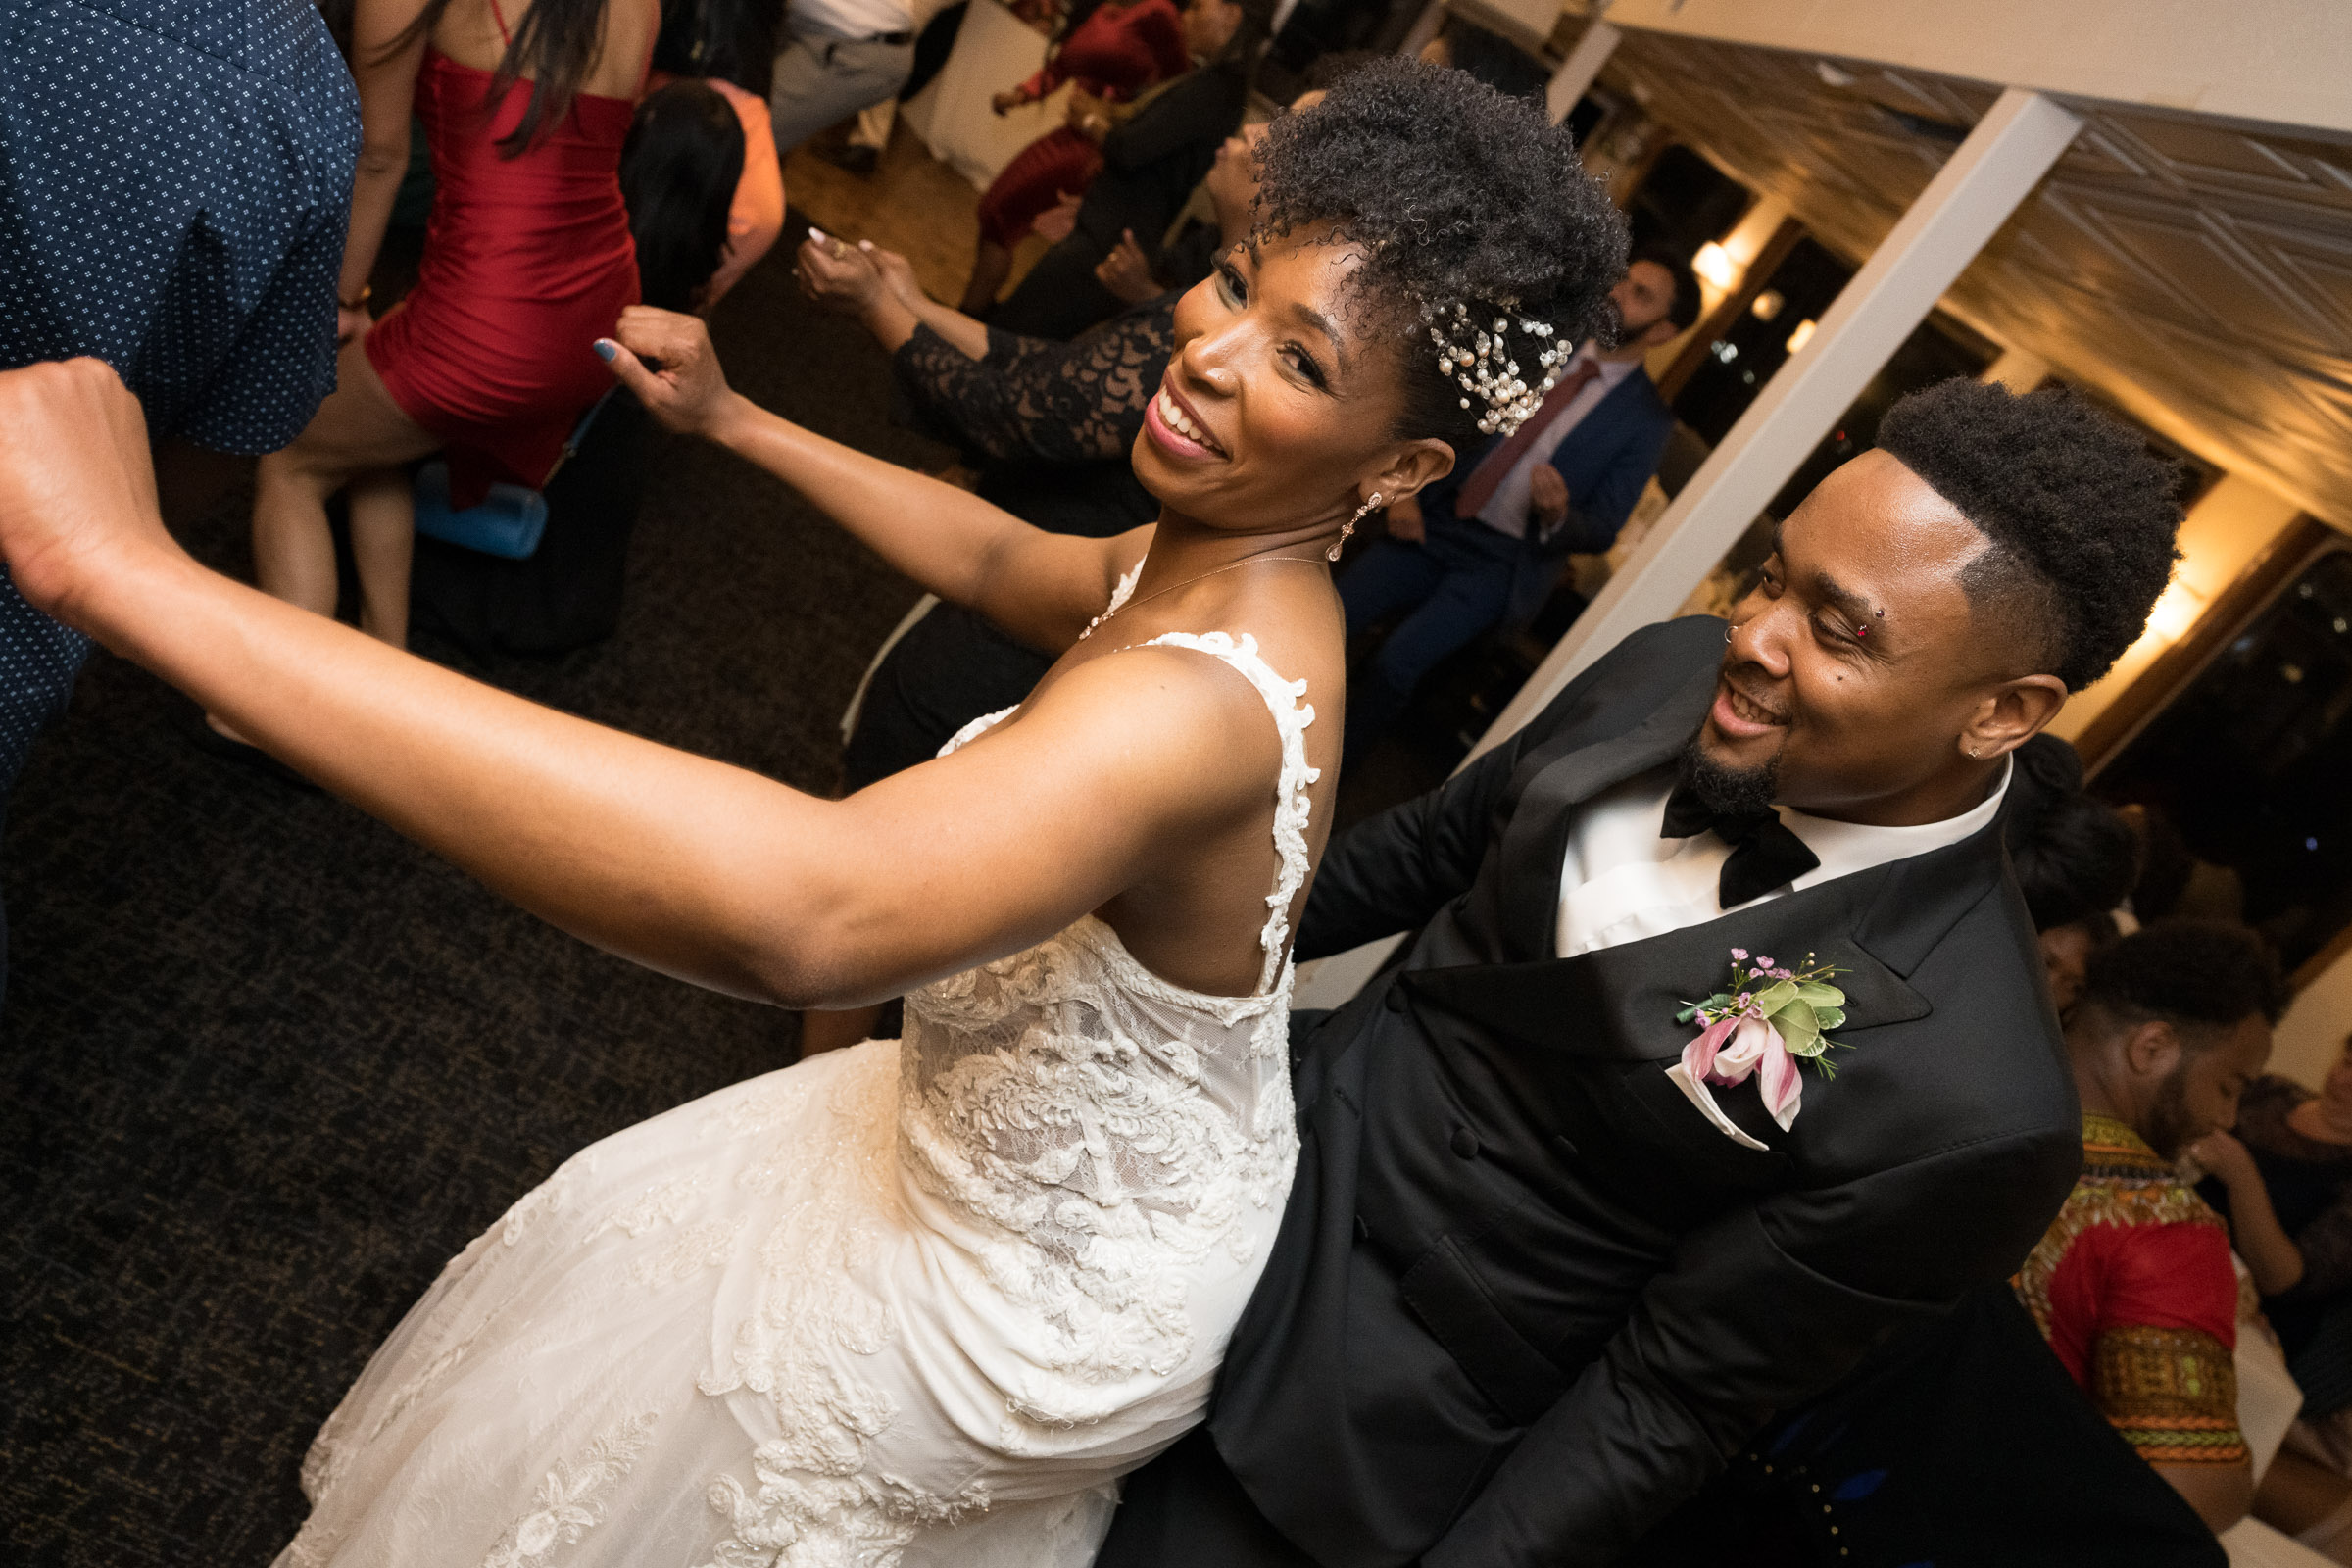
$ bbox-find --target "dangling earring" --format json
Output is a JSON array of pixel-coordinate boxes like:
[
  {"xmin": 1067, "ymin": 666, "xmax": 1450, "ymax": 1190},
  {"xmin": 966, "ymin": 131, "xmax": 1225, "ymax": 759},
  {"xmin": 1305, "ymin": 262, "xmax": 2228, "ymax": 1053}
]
[{"xmin": 1332, "ymin": 492, "xmax": 1382, "ymax": 562}]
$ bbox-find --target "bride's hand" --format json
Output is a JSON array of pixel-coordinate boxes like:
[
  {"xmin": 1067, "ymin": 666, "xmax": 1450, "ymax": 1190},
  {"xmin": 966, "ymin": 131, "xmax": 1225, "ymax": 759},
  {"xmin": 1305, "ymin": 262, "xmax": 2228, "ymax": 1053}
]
[
  {"xmin": 600, "ymin": 307, "xmax": 738, "ymax": 439},
  {"xmin": 0, "ymin": 357, "xmax": 174, "ymax": 630}
]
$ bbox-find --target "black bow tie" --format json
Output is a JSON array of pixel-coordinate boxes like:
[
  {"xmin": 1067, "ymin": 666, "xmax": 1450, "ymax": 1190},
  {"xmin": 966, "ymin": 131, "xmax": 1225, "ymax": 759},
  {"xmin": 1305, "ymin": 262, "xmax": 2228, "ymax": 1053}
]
[{"xmin": 1660, "ymin": 784, "xmax": 1822, "ymax": 910}]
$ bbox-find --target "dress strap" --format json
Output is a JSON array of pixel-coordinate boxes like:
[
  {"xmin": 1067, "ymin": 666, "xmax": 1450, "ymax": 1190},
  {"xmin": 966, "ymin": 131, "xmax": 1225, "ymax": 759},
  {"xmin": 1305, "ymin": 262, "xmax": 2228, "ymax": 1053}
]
[
  {"xmin": 1078, "ymin": 561, "xmax": 1146, "ymax": 641},
  {"xmin": 487, "ymin": 0, "xmax": 514, "ymax": 46},
  {"xmin": 1138, "ymin": 631, "xmax": 1317, "ymax": 995}
]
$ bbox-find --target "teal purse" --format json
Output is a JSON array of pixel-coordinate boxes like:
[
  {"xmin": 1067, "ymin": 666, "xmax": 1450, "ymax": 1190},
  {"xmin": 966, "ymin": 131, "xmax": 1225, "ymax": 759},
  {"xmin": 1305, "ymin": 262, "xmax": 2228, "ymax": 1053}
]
[{"xmin": 412, "ymin": 391, "xmax": 616, "ymax": 561}]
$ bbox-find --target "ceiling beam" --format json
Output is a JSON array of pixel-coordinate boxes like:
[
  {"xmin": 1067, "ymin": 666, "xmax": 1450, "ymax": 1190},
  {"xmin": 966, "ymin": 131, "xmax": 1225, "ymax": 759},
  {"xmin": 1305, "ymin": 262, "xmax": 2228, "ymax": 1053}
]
[
  {"xmin": 1600, "ymin": 0, "xmax": 2352, "ymax": 139},
  {"xmin": 1547, "ymin": 18, "xmax": 1621, "ymax": 123}
]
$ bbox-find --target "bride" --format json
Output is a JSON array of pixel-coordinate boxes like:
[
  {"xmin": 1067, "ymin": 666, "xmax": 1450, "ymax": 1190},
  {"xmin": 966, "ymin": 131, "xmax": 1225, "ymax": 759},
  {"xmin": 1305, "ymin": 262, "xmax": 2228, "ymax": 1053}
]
[{"xmin": 0, "ymin": 60, "xmax": 1620, "ymax": 1568}]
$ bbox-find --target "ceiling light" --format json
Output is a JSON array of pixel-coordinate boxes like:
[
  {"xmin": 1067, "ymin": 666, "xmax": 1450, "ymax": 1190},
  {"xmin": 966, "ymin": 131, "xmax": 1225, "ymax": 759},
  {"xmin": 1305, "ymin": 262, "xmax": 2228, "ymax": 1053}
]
[
  {"xmin": 1751, "ymin": 289, "xmax": 1784, "ymax": 322},
  {"xmin": 2144, "ymin": 578, "xmax": 2209, "ymax": 645},
  {"xmin": 1785, "ymin": 318, "xmax": 1818, "ymax": 355},
  {"xmin": 1692, "ymin": 241, "xmax": 1737, "ymax": 292}
]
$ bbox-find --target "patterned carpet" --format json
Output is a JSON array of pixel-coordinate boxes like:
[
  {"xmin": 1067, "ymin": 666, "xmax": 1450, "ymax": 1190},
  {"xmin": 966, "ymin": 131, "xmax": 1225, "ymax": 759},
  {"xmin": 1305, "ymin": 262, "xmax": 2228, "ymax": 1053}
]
[{"xmin": 0, "ymin": 235, "xmax": 948, "ymax": 1565}]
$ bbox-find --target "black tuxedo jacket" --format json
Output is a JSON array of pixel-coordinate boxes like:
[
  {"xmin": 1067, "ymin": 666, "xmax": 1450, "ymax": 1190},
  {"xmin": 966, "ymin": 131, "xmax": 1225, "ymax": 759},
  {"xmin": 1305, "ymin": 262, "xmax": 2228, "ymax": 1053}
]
[{"xmin": 1207, "ymin": 615, "xmax": 2082, "ymax": 1566}]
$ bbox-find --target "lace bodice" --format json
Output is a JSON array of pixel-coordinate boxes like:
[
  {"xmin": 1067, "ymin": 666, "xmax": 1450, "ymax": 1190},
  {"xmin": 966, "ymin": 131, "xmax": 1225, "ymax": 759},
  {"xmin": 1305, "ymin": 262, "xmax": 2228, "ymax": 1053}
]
[
  {"xmin": 898, "ymin": 610, "xmax": 1311, "ymax": 1423},
  {"xmin": 893, "ymin": 301, "xmax": 1175, "ymax": 466}
]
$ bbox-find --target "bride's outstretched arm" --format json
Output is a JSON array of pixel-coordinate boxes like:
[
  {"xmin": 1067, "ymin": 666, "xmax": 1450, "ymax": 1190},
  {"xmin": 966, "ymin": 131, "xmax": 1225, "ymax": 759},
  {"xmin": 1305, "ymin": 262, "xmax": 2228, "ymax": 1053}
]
[
  {"xmin": 0, "ymin": 359, "xmax": 1273, "ymax": 1008},
  {"xmin": 604, "ymin": 308, "xmax": 1139, "ymax": 653}
]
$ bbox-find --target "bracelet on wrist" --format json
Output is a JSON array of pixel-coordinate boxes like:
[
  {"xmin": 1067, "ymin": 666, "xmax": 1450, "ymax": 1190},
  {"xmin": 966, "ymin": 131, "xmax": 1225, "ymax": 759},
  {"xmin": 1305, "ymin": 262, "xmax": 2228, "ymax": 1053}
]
[{"xmin": 338, "ymin": 284, "xmax": 372, "ymax": 311}]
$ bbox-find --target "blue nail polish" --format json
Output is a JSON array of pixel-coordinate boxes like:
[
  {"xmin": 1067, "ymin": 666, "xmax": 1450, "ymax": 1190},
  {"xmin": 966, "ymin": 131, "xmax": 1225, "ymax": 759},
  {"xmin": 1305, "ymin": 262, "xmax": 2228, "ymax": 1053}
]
[{"xmin": 593, "ymin": 340, "xmax": 615, "ymax": 362}]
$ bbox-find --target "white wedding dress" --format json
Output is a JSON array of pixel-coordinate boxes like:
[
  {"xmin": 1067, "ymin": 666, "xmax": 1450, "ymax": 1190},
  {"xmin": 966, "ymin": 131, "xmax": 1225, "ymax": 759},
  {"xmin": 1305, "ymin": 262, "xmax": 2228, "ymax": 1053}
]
[{"xmin": 275, "ymin": 600, "xmax": 1310, "ymax": 1568}]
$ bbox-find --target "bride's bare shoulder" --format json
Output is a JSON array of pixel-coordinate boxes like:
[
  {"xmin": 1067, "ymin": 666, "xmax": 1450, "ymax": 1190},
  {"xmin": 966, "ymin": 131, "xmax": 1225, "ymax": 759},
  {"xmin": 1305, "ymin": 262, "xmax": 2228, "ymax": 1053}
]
[{"xmin": 988, "ymin": 639, "xmax": 1290, "ymax": 799}]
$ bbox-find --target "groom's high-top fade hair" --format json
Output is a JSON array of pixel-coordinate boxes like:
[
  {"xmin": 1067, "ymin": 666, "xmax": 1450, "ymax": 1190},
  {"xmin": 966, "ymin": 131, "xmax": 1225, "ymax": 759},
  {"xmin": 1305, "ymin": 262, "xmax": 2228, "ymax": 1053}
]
[
  {"xmin": 1876, "ymin": 379, "xmax": 2183, "ymax": 692},
  {"xmin": 1248, "ymin": 56, "xmax": 1626, "ymax": 452}
]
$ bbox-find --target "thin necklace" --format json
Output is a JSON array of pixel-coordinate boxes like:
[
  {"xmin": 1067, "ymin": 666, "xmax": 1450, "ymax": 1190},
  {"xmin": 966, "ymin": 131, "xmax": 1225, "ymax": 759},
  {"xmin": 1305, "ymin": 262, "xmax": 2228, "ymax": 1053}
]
[{"xmin": 1078, "ymin": 551, "xmax": 1325, "ymax": 640}]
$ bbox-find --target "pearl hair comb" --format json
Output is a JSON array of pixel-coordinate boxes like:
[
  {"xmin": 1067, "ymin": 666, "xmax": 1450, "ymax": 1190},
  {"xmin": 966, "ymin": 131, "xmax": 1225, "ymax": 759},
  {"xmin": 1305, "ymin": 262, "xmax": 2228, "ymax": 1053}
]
[{"xmin": 1424, "ymin": 300, "xmax": 1563, "ymax": 438}]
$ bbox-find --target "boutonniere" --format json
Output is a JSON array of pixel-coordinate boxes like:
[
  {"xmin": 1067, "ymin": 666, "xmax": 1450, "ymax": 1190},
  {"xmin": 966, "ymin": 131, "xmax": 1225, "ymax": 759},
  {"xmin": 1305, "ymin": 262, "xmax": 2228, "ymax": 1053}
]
[{"xmin": 1663, "ymin": 949, "xmax": 1849, "ymax": 1149}]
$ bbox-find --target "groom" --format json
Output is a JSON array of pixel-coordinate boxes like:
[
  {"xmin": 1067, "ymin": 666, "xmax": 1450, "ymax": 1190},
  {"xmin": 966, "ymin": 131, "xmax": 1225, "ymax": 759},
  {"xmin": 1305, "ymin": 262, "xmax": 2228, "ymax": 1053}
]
[{"xmin": 1096, "ymin": 377, "xmax": 2187, "ymax": 1566}]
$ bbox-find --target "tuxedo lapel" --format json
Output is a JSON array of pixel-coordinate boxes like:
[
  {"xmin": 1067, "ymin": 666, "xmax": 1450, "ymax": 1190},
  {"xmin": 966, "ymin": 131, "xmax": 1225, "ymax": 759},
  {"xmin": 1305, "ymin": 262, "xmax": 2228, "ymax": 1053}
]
[
  {"xmin": 1494, "ymin": 661, "xmax": 1719, "ymax": 963},
  {"xmin": 1407, "ymin": 813, "xmax": 2010, "ymax": 1066}
]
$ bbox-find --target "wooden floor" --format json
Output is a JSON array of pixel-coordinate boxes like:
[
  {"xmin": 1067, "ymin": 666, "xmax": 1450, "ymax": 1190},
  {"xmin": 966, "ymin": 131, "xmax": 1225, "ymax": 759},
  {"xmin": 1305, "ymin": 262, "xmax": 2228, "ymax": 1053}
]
[
  {"xmin": 784, "ymin": 122, "xmax": 982, "ymax": 306},
  {"xmin": 784, "ymin": 120, "xmax": 1054, "ymax": 309}
]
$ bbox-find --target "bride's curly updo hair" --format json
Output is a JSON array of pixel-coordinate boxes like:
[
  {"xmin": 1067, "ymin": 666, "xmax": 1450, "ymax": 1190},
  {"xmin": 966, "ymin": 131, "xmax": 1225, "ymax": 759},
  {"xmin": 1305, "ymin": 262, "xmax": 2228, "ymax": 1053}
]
[{"xmin": 1250, "ymin": 56, "xmax": 1628, "ymax": 452}]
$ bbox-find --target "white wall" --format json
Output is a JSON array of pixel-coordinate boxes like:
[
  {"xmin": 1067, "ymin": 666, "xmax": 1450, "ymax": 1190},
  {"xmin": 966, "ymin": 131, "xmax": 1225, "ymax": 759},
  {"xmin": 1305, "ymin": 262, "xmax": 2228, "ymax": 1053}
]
[
  {"xmin": 2275, "ymin": 948, "xmax": 2352, "ymax": 1090},
  {"xmin": 1603, "ymin": 0, "xmax": 2352, "ymax": 137}
]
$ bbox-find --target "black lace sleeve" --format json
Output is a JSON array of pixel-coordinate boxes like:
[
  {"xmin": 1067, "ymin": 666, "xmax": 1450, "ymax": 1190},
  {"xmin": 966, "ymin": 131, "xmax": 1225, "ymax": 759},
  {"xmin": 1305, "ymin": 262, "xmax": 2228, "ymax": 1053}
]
[{"xmin": 890, "ymin": 299, "xmax": 1176, "ymax": 466}]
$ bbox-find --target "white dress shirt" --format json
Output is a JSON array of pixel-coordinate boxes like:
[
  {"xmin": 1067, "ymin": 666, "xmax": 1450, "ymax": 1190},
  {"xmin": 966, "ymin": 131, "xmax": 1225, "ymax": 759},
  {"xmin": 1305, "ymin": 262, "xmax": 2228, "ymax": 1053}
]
[
  {"xmin": 1474, "ymin": 346, "xmax": 1636, "ymax": 540},
  {"xmin": 1555, "ymin": 759, "xmax": 2013, "ymax": 960}
]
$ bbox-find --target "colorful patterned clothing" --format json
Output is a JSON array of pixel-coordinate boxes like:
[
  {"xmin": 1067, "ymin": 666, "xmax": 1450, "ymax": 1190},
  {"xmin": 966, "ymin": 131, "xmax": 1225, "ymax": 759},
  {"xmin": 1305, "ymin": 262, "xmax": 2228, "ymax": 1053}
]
[{"xmin": 2014, "ymin": 1114, "xmax": 2248, "ymax": 1467}]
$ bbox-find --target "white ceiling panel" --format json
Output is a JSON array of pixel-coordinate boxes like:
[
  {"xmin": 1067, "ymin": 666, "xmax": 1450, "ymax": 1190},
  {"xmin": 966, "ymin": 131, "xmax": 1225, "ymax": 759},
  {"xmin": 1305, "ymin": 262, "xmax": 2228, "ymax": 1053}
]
[{"xmin": 1605, "ymin": 29, "xmax": 2352, "ymax": 532}]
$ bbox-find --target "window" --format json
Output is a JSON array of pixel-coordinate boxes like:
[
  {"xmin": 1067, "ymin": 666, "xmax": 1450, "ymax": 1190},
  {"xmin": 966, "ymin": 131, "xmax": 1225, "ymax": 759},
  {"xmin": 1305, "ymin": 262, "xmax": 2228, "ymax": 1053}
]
[{"xmin": 2095, "ymin": 546, "xmax": 2352, "ymax": 973}]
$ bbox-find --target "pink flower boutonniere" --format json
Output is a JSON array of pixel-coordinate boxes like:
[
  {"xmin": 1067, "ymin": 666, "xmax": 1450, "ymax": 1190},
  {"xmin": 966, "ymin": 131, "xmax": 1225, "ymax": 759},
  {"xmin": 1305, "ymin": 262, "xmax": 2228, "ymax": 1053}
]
[{"xmin": 1663, "ymin": 949, "xmax": 1849, "ymax": 1151}]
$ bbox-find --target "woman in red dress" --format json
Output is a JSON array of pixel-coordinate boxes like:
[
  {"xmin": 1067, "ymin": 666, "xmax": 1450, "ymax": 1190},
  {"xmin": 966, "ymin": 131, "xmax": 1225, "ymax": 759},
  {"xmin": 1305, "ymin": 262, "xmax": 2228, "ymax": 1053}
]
[
  {"xmin": 957, "ymin": 0, "xmax": 1188, "ymax": 315},
  {"xmin": 241, "ymin": 0, "xmax": 659, "ymax": 675}
]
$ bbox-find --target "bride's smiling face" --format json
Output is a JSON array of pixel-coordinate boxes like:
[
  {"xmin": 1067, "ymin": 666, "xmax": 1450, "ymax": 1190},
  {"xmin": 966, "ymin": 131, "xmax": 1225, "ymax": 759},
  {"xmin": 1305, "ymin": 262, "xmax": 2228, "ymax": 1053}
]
[{"xmin": 1133, "ymin": 230, "xmax": 1450, "ymax": 535}]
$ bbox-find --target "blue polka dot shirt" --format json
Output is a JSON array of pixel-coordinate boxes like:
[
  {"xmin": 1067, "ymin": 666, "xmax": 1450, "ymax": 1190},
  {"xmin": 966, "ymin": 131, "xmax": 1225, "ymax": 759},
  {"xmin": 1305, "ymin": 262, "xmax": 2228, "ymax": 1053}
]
[{"xmin": 0, "ymin": 0, "xmax": 360, "ymax": 791}]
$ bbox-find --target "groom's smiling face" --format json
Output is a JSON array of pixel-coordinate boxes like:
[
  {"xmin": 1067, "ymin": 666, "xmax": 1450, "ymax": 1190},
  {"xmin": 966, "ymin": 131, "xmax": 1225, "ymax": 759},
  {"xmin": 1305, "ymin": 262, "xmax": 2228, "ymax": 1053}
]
[{"xmin": 1696, "ymin": 449, "xmax": 2039, "ymax": 827}]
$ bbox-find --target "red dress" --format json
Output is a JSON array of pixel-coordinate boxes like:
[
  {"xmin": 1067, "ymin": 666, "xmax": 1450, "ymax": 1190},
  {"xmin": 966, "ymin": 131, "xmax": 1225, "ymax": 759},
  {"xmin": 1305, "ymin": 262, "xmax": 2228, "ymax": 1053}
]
[
  {"xmin": 367, "ymin": 31, "xmax": 641, "ymax": 507},
  {"xmin": 975, "ymin": 0, "xmax": 1187, "ymax": 250}
]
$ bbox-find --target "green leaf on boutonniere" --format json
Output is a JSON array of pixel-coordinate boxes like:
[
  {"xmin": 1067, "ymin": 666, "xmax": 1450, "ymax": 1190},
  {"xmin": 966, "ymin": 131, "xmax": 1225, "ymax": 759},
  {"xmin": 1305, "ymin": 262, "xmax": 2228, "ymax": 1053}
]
[
  {"xmin": 1750, "ymin": 979, "xmax": 1798, "ymax": 1016},
  {"xmin": 1771, "ymin": 998, "xmax": 1822, "ymax": 1056},
  {"xmin": 1812, "ymin": 1005, "xmax": 1846, "ymax": 1031},
  {"xmin": 1794, "ymin": 981, "xmax": 1846, "ymax": 1009}
]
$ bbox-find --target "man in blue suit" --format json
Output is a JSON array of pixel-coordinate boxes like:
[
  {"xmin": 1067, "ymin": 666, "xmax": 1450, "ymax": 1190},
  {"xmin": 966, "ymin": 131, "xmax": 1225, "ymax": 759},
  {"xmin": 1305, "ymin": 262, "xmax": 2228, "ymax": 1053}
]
[{"xmin": 1339, "ymin": 250, "xmax": 1695, "ymax": 759}]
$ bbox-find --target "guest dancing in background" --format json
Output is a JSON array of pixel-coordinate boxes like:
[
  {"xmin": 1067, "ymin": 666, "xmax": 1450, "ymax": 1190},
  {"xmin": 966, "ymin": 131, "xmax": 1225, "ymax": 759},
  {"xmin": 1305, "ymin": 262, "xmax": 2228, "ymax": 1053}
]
[
  {"xmin": 620, "ymin": 81, "xmax": 752, "ymax": 313},
  {"xmin": 234, "ymin": 0, "xmax": 657, "ymax": 693},
  {"xmin": 2019, "ymin": 922, "xmax": 2285, "ymax": 1535},
  {"xmin": 2206, "ymin": 1029, "xmax": 2352, "ymax": 1524},
  {"xmin": 642, "ymin": 0, "xmax": 785, "ymax": 310},
  {"xmin": 0, "ymin": 62, "xmax": 1622, "ymax": 1566},
  {"xmin": 988, "ymin": 0, "xmax": 1270, "ymax": 340},
  {"xmin": 959, "ymin": 0, "xmax": 1188, "ymax": 315}
]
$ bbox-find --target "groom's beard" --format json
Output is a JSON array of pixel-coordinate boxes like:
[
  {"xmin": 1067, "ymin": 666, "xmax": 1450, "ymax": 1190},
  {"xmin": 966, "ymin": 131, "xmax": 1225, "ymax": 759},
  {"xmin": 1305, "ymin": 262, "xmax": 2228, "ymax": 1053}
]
[{"xmin": 1676, "ymin": 732, "xmax": 1781, "ymax": 819}]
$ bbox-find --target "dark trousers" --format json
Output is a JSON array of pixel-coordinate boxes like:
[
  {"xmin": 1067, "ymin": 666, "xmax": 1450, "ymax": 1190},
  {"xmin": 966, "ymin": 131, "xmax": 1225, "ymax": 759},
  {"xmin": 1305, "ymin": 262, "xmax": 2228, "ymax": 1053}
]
[
  {"xmin": 842, "ymin": 602, "xmax": 1053, "ymax": 792},
  {"xmin": 0, "ymin": 572, "xmax": 92, "ymax": 1008},
  {"xmin": 989, "ymin": 229, "xmax": 1125, "ymax": 341},
  {"xmin": 1338, "ymin": 514, "xmax": 1520, "ymax": 757},
  {"xmin": 1095, "ymin": 1429, "xmax": 1316, "ymax": 1568}
]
